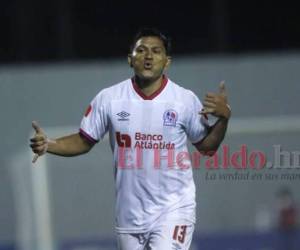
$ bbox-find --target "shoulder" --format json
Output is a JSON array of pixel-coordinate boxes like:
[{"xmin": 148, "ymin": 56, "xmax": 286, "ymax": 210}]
[
  {"xmin": 93, "ymin": 78, "xmax": 131, "ymax": 103},
  {"xmin": 167, "ymin": 79, "xmax": 201, "ymax": 106}
]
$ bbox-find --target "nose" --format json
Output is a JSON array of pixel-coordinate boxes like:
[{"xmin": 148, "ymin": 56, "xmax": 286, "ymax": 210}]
[{"xmin": 145, "ymin": 50, "xmax": 153, "ymax": 59}]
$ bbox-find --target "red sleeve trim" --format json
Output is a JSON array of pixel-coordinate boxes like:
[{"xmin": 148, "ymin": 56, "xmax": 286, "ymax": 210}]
[
  {"xmin": 84, "ymin": 105, "xmax": 92, "ymax": 117},
  {"xmin": 79, "ymin": 128, "xmax": 99, "ymax": 144}
]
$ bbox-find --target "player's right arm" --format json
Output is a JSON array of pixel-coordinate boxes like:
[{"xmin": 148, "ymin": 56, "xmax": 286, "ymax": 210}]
[{"xmin": 30, "ymin": 121, "xmax": 94, "ymax": 163}]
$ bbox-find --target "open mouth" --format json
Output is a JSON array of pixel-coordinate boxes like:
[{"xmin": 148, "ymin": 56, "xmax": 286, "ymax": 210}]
[{"xmin": 144, "ymin": 62, "xmax": 153, "ymax": 69}]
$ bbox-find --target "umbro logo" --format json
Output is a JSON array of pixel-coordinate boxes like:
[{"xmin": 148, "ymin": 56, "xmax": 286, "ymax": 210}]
[{"xmin": 117, "ymin": 111, "xmax": 130, "ymax": 121}]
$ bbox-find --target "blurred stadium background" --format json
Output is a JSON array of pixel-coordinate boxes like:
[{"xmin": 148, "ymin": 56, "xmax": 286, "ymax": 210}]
[{"xmin": 1, "ymin": 1, "xmax": 300, "ymax": 250}]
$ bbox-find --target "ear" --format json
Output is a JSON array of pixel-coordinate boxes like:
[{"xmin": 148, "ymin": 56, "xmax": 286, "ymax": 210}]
[
  {"xmin": 128, "ymin": 54, "xmax": 133, "ymax": 67},
  {"xmin": 164, "ymin": 56, "xmax": 172, "ymax": 70}
]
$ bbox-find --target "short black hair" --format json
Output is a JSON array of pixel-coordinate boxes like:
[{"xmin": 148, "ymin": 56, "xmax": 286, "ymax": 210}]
[{"xmin": 130, "ymin": 28, "xmax": 171, "ymax": 55}]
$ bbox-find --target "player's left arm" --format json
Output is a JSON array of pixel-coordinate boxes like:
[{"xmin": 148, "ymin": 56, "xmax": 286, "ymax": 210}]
[{"xmin": 193, "ymin": 81, "xmax": 231, "ymax": 156}]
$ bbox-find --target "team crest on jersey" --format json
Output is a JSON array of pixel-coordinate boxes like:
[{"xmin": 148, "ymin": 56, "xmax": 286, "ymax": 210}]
[{"xmin": 163, "ymin": 109, "xmax": 178, "ymax": 127}]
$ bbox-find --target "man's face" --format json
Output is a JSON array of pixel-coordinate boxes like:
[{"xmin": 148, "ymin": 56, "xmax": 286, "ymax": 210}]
[{"xmin": 129, "ymin": 36, "xmax": 171, "ymax": 81}]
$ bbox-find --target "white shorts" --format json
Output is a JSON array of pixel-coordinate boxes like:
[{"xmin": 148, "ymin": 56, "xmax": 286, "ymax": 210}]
[{"xmin": 117, "ymin": 219, "xmax": 194, "ymax": 250}]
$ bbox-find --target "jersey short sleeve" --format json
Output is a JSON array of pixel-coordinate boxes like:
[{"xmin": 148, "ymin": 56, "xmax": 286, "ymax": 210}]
[
  {"xmin": 80, "ymin": 90, "xmax": 109, "ymax": 144},
  {"xmin": 185, "ymin": 92, "xmax": 209, "ymax": 144}
]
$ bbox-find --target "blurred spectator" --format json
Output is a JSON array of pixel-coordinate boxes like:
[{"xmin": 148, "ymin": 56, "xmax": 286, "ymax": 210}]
[{"xmin": 276, "ymin": 187, "xmax": 298, "ymax": 250}]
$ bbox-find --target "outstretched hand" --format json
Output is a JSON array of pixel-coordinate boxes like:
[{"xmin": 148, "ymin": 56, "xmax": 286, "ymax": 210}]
[
  {"xmin": 200, "ymin": 81, "xmax": 231, "ymax": 119},
  {"xmin": 30, "ymin": 121, "xmax": 48, "ymax": 163}
]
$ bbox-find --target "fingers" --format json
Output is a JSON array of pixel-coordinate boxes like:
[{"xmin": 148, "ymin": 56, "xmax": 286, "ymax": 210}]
[
  {"xmin": 203, "ymin": 101, "xmax": 216, "ymax": 109},
  {"xmin": 30, "ymin": 139, "xmax": 47, "ymax": 148},
  {"xmin": 199, "ymin": 108, "xmax": 214, "ymax": 115},
  {"xmin": 30, "ymin": 141, "xmax": 48, "ymax": 163},
  {"xmin": 200, "ymin": 81, "xmax": 229, "ymax": 118},
  {"xmin": 30, "ymin": 134, "xmax": 46, "ymax": 142},
  {"xmin": 205, "ymin": 92, "xmax": 216, "ymax": 98},
  {"xmin": 219, "ymin": 80, "xmax": 226, "ymax": 95},
  {"xmin": 202, "ymin": 95, "xmax": 218, "ymax": 115},
  {"xmin": 31, "ymin": 145, "xmax": 47, "ymax": 154},
  {"xmin": 32, "ymin": 121, "xmax": 43, "ymax": 134},
  {"xmin": 32, "ymin": 154, "xmax": 39, "ymax": 163},
  {"xmin": 31, "ymin": 121, "xmax": 47, "ymax": 163},
  {"xmin": 30, "ymin": 137, "xmax": 47, "ymax": 151},
  {"xmin": 204, "ymin": 95, "xmax": 216, "ymax": 104}
]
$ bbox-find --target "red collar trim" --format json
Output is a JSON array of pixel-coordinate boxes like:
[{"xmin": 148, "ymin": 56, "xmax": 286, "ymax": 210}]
[{"xmin": 131, "ymin": 75, "xmax": 168, "ymax": 100}]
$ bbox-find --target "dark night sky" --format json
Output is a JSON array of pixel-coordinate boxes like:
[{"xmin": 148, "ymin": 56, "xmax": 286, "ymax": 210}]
[{"xmin": 1, "ymin": 0, "xmax": 299, "ymax": 64}]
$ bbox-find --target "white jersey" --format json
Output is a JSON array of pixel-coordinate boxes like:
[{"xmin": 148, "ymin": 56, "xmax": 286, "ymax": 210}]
[{"xmin": 80, "ymin": 76, "xmax": 208, "ymax": 233}]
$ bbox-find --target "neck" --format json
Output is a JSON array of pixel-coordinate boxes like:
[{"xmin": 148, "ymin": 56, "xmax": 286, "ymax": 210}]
[{"xmin": 134, "ymin": 75, "xmax": 164, "ymax": 97}]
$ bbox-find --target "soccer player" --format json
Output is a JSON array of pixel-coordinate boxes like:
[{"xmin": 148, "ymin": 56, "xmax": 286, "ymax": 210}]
[{"xmin": 30, "ymin": 28, "xmax": 231, "ymax": 250}]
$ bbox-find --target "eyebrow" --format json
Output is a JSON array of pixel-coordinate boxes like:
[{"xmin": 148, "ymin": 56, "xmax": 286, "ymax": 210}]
[{"xmin": 135, "ymin": 45, "xmax": 165, "ymax": 51}]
